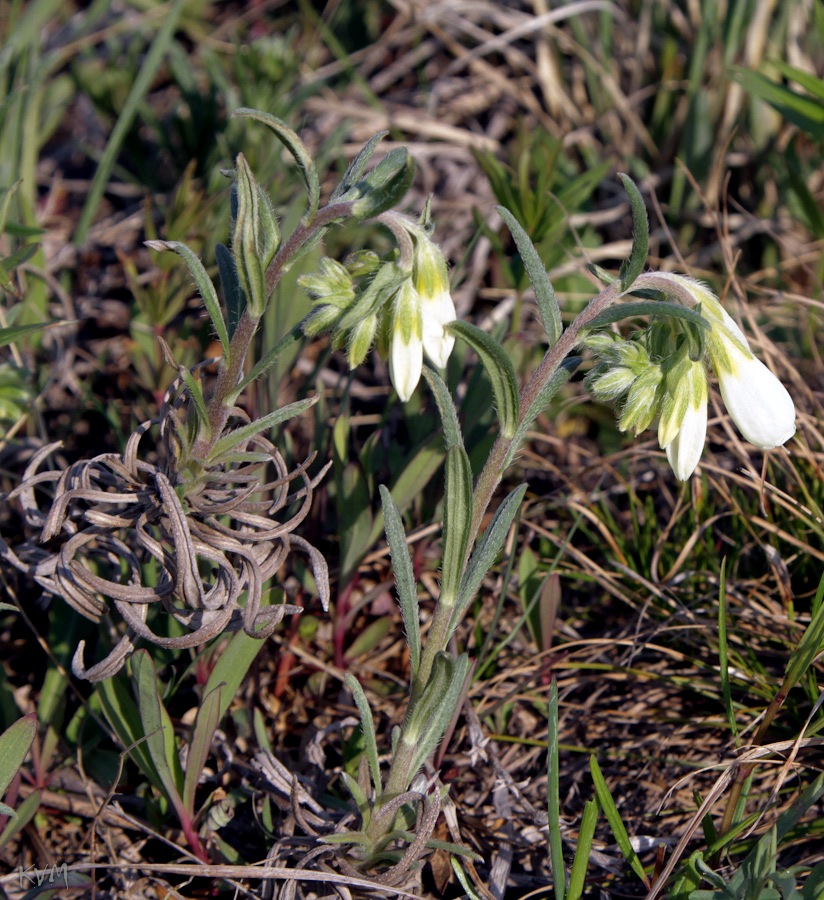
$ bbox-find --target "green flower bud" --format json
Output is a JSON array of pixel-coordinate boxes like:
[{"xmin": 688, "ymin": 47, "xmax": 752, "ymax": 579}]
[
  {"xmin": 618, "ymin": 364, "xmax": 663, "ymax": 435},
  {"xmin": 232, "ymin": 154, "xmax": 266, "ymax": 318},
  {"xmin": 347, "ymin": 313, "xmax": 379, "ymax": 368}
]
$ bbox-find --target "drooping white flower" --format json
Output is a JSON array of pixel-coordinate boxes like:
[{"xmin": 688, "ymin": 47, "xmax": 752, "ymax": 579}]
[
  {"xmin": 389, "ymin": 279, "xmax": 423, "ymax": 402},
  {"xmin": 709, "ymin": 329, "xmax": 796, "ymax": 448},
  {"xmin": 658, "ymin": 358, "xmax": 708, "ymax": 481},
  {"xmin": 651, "ymin": 273, "xmax": 796, "ymax": 451},
  {"xmin": 413, "ymin": 235, "xmax": 456, "ymax": 368}
]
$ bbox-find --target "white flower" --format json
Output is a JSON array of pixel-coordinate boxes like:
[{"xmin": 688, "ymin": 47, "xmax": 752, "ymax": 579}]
[
  {"xmin": 658, "ymin": 358, "xmax": 708, "ymax": 481},
  {"xmin": 709, "ymin": 331, "xmax": 796, "ymax": 448},
  {"xmin": 653, "ymin": 274, "xmax": 796, "ymax": 451},
  {"xmin": 389, "ymin": 280, "xmax": 423, "ymax": 402},
  {"xmin": 413, "ymin": 236, "xmax": 456, "ymax": 368}
]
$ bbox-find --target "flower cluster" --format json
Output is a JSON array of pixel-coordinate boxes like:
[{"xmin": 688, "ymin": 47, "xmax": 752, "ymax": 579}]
[
  {"xmin": 587, "ymin": 275, "xmax": 796, "ymax": 480},
  {"xmin": 301, "ymin": 216, "xmax": 456, "ymax": 402}
]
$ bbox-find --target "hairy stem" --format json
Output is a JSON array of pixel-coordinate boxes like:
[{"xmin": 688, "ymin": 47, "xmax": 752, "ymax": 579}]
[
  {"xmin": 190, "ymin": 201, "xmax": 355, "ymax": 461},
  {"xmin": 372, "ymin": 275, "xmax": 629, "ymax": 833}
]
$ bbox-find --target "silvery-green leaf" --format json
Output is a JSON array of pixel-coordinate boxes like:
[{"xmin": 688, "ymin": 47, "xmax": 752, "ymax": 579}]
[
  {"xmin": 450, "ymin": 484, "xmax": 528, "ymax": 637},
  {"xmin": 448, "ymin": 320, "xmax": 519, "ymax": 439},
  {"xmin": 617, "ymin": 174, "xmax": 649, "ymax": 291},
  {"xmin": 379, "ymin": 486, "xmax": 421, "ymax": 678},
  {"xmin": 497, "ymin": 205, "xmax": 561, "ymax": 345}
]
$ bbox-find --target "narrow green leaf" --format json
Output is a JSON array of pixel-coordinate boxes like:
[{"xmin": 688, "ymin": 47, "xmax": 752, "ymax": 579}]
[
  {"xmin": 422, "ymin": 365, "xmax": 463, "ymax": 451},
  {"xmin": 0, "ymin": 789, "xmax": 40, "ymax": 850},
  {"xmin": 205, "ymin": 632, "xmax": 270, "ymax": 725},
  {"xmin": 0, "ymin": 242, "xmax": 39, "ymax": 272},
  {"xmin": 732, "ymin": 67, "xmax": 824, "ymax": 140},
  {"xmin": 0, "ymin": 321, "xmax": 54, "ymax": 347},
  {"xmin": 783, "ymin": 569, "xmax": 824, "ymax": 693},
  {"xmin": 232, "ymin": 324, "xmax": 302, "ymax": 399},
  {"xmin": 339, "ymin": 770, "xmax": 369, "ymax": 814},
  {"xmin": 568, "ymin": 799, "xmax": 599, "ymax": 900},
  {"xmin": 330, "ymin": 131, "xmax": 389, "ymax": 201},
  {"xmin": 440, "ymin": 446, "xmax": 473, "ymax": 606},
  {"xmin": 771, "ymin": 60, "xmax": 824, "ymax": 102},
  {"xmin": 183, "ymin": 683, "xmax": 222, "ymax": 817},
  {"xmin": 451, "ymin": 858, "xmax": 486, "ymax": 900},
  {"xmin": 450, "ymin": 484, "xmax": 528, "ymax": 637},
  {"xmin": 364, "ymin": 433, "xmax": 445, "ymax": 549},
  {"xmin": 409, "ymin": 653, "xmax": 470, "ymax": 777},
  {"xmin": 344, "ymin": 674, "xmax": 382, "ymax": 800},
  {"xmin": 147, "ymin": 240, "xmax": 230, "ymax": 356},
  {"xmin": 547, "ymin": 681, "xmax": 566, "ymax": 900},
  {"xmin": 0, "ymin": 714, "xmax": 36, "ymax": 798},
  {"xmin": 497, "ymin": 205, "xmax": 561, "ymax": 344},
  {"xmin": 505, "ymin": 357, "xmax": 579, "ymax": 469},
  {"xmin": 379, "ymin": 486, "xmax": 421, "ymax": 677},
  {"xmin": 0, "ymin": 181, "xmax": 21, "ymax": 235},
  {"xmin": 588, "ymin": 300, "xmax": 711, "ymax": 330},
  {"xmin": 216, "ymin": 242, "xmax": 245, "ymax": 340},
  {"xmin": 233, "ymin": 108, "xmax": 320, "ymax": 221},
  {"xmin": 344, "ymin": 617, "xmax": 393, "ymax": 661},
  {"xmin": 448, "ymin": 320, "xmax": 519, "ymax": 439},
  {"xmin": 132, "ymin": 650, "xmax": 185, "ymax": 811},
  {"xmin": 74, "ymin": 0, "xmax": 185, "ymax": 244},
  {"xmin": 208, "ymin": 395, "xmax": 317, "ymax": 460},
  {"xmin": 177, "ymin": 366, "xmax": 211, "ymax": 438},
  {"xmin": 718, "ymin": 559, "xmax": 737, "ymax": 742},
  {"xmin": 590, "ymin": 755, "xmax": 648, "ymax": 886},
  {"xmin": 617, "ymin": 174, "xmax": 649, "ymax": 291},
  {"xmin": 96, "ymin": 675, "xmax": 162, "ymax": 792}
]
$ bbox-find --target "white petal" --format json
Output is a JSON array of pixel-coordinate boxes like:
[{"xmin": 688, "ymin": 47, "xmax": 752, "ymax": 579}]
[
  {"xmin": 390, "ymin": 331, "xmax": 423, "ymax": 402},
  {"xmin": 717, "ymin": 353, "xmax": 796, "ymax": 448},
  {"xmin": 664, "ymin": 400, "xmax": 707, "ymax": 481},
  {"xmin": 421, "ymin": 290, "xmax": 456, "ymax": 368}
]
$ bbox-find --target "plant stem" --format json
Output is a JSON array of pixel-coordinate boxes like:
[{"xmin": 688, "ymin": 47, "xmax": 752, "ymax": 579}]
[
  {"xmin": 373, "ymin": 276, "xmax": 628, "ymax": 828},
  {"xmin": 190, "ymin": 201, "xmax": 355, "ymax": 461}
]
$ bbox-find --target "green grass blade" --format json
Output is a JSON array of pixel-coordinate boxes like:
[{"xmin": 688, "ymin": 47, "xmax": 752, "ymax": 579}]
[
  {"xmin": 590, "ymin": 755, "xmax": 648, "ymax": 886},
  {"xmin": 717, "ymin": 559, "xmax": 738, "ymax": 741},
  {"xmin": 732, "ymin": 67, "xmax": 824, "ymax": 140},
  {"xmin": 73, "ymin": 0, "xmax": 186, "ymax": 245},
  {"xmin": 547, "ymin": 680, "xmax": 566, "ymax": 900},
  {"xmin": 782, "ymin": 569, "xmax": 824, "ymax": 692},
  {"xmin": 568, "ymin": 799, "xmax": 598, "ymax": 900},
  {"xmin": 0, "ymin": 321, "xmax": 56, "ymax": 347}
]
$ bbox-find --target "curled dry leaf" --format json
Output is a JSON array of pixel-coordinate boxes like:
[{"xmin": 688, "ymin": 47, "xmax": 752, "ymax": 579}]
[{"xmin": 0, "ymin": 365, "xmax": 330, "ymax": 681}]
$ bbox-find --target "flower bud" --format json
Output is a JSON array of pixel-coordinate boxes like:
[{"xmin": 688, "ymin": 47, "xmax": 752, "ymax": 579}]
[
  {"xmin": 232, "ymin": 154, "xmax": 266, "ymax": 318},
  {"xmin": 618, "ymin": 364, "xmax": 663, "ymax": 435}
]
